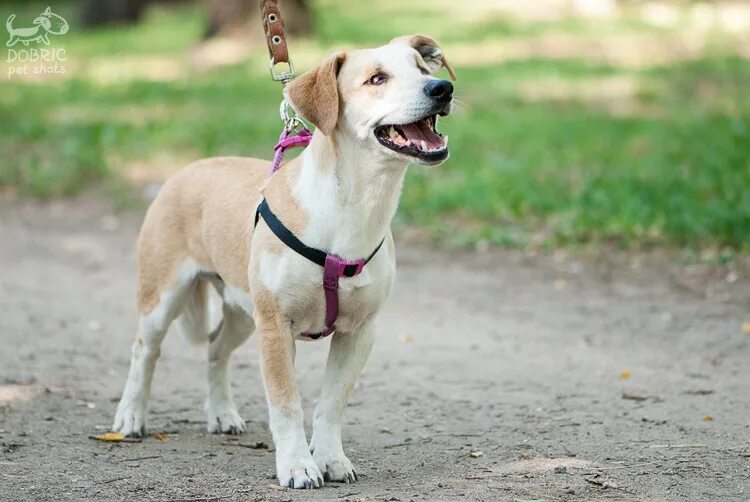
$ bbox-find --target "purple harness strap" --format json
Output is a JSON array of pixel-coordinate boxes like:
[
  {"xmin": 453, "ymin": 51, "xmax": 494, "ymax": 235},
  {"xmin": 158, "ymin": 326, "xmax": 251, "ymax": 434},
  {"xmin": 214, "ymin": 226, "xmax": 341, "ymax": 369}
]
[
  {"xmin": 270, "ymin": 126, "xmax": 313, "ymax": 174},
  {"xmin": 260, "ymin": 126, "xmax": 378, "ymax": 340},
  {"xmin": 307, "ymin": 254, "xmax": 367, "ymax": 339}
]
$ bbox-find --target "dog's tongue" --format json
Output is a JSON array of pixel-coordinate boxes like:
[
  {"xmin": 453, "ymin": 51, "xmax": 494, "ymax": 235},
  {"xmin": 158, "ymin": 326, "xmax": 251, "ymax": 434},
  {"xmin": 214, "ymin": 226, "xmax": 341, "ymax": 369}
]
[{"xmin": 400, "ymin": 119, "xmax": 443, "ymax": 149}]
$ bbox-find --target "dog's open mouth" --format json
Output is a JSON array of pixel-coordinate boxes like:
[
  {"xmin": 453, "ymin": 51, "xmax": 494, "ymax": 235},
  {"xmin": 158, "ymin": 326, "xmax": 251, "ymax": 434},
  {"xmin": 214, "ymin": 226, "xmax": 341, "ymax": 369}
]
[{"xmin": 374, "ymin": 115, "xmax": 448, "ymax": 163}]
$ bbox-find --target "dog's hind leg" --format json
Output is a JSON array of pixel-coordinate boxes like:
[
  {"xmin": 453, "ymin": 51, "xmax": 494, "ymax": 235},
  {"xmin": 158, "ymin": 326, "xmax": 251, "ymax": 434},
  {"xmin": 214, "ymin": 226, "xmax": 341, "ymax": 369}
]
[
  {"xmin": 112, "ymin": 262, "xmax": 197, "ymax": 437},
  {"xmin": 206, "ymin": 297, "xmax": 253, "ymax": 434}
]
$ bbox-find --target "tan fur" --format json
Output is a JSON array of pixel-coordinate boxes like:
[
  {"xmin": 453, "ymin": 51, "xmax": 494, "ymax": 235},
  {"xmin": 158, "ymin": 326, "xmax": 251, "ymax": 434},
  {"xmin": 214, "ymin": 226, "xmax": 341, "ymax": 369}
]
[
  {"xmin": 137, "ymin": 157, "xmax": 268, "ymax": 312},
  {"xmin": 285, "ymin": 52, "xmax": 347, "ymax": 137},
  {"xmin": 251, "ymin": 285, "xmax": 298, "ymax": 405}
]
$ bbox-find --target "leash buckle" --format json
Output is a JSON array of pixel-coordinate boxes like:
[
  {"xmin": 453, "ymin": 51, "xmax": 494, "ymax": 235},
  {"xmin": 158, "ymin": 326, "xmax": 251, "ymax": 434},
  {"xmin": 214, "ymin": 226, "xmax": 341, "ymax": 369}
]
[
  {"xmin": 269, "ymin": 57, "xmax": 296, "ymax": 83},
  {"xmin": 279, "ymin": 99, "xmax": 305, "ymax": 131}
]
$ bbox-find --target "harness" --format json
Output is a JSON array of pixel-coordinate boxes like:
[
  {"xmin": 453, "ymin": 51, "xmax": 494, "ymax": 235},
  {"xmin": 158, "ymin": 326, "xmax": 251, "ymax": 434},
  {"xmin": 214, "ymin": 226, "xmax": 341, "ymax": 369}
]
[
  {"xmin": 256, "ymin": 1, "xmax": 384, "ymax": 339},
  {"xmin": 254, "ymin": 198, "xmax": 384, "ymax": 339}
]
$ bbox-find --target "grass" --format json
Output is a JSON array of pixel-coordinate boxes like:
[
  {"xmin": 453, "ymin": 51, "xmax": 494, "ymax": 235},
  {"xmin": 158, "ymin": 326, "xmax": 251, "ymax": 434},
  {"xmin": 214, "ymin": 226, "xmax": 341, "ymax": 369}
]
[{"xmin": 0, "ymin": 0, "xmax": 748, "ymax": 249}]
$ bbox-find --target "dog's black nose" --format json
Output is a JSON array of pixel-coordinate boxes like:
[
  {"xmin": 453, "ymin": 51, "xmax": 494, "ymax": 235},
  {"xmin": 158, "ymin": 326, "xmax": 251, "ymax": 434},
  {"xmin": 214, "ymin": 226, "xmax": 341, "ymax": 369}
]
[{"xmin": 424, "ymin": 79, "xmax": 453, "ymax": 103}]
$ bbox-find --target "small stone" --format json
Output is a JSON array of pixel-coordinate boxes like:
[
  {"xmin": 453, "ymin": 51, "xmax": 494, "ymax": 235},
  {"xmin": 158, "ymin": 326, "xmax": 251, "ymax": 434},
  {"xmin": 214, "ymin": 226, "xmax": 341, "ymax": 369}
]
[
  {"xmin": 554, "ymin": 464, "xmax": 566, "ymax": 474},
  {"xmin": 86, "ymin": 320, "xmax": 102, "ymax": 332}
]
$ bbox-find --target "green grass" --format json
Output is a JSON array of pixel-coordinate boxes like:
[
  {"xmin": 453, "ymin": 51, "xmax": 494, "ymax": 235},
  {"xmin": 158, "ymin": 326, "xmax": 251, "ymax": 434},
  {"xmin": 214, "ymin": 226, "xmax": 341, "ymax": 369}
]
[{"xmin": 0, "ymin": 1, "xmax": 748, "ymax": 249}]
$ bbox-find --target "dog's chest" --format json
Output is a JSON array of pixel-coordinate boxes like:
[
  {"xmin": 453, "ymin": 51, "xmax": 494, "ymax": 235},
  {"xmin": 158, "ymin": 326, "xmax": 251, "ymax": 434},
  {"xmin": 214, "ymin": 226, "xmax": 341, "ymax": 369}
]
[{"xmin": 258, "ymin": 247, "xmax": 393, "ymax": 335}]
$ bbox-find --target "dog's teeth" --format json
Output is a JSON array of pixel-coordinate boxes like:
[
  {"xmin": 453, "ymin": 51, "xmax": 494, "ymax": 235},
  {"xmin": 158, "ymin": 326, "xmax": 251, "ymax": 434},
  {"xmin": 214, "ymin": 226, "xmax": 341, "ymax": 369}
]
[
  {"xmin": 444, "ymin": 135, "xmax": 449, "ymax": 146},
  {"xmin": 420, "ymin": 140, "xmax": 427, "ymax": 151}
]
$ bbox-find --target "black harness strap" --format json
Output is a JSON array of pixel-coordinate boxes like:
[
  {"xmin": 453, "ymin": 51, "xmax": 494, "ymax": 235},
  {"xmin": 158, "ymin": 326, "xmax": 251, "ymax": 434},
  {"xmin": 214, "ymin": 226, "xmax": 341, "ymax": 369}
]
[{"xmin": 254, "ymin": 199, "xmax": 384, "ymax": 277}]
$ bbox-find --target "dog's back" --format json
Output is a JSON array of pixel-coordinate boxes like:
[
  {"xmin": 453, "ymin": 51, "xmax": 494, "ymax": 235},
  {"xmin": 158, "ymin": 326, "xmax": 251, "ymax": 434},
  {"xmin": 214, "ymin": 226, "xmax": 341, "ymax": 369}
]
[{"xmin": 136, "ymin": 156, "xmax": 269, "ymax": 314}]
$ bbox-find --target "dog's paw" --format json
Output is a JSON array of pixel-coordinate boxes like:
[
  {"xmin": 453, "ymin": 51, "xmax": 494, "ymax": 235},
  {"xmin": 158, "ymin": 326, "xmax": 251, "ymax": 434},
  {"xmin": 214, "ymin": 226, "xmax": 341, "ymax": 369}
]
[
  {"xmin": 206, "ymin": 402, "xmax": 246, "ymax": 435},
  {"xmin": 314, "ymin": 449, "xmax": 357, "ymax": 483},
  {"xmin": 112, "ymin": 402, "xmax": 146, "ymax": 437},
  {"xmin": 277, "ymin": 452, "xmax": 324, "ymax": 489}
]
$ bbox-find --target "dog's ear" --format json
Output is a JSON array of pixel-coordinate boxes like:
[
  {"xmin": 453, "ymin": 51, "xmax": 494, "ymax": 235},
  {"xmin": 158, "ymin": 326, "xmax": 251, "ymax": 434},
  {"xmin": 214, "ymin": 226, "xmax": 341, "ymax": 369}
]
[
  {"xmin": 390, "ymin": 34, "xmax": 457, "ymax": 81},
  {"xmin": 44, "ymin": 6, "xmax": 51, "ymax": 15},
  {"xmin": 284, "ymin": 51, "xmax": 347, "ymax": 137}
]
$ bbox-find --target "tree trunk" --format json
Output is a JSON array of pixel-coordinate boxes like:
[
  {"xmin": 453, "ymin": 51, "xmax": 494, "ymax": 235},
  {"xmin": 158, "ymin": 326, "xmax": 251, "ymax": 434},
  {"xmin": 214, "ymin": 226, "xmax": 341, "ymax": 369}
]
[{"xmin": 81, "ymin": 0, "xmax": 147, "ymax": 27}]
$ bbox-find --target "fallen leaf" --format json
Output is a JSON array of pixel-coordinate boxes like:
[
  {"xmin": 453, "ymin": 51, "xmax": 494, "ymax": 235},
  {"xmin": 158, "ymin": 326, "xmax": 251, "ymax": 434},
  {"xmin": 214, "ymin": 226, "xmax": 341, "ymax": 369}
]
[
  {"xmin": 703, "ymin": 415, "xmax": 714, "ymax": 422},
  {"xmin": 469, "ymin": 451, "xmax": 483, "ymax": 458},
  {"xmin": 399, "ymin": 334, "xmax": 413, "ymax": 343},
  {"xmin": 619, "ymin": 370, "xmax": 631, "ymax": 379},
  {"xmin": 742, "ymin": 322, "xmax": 750, "ymax": 334},
  {"xmin": 153, "ymin": 433, "xmax": 168, "ymax": 441},
  {"xmin": 92, "ymin": 432, "xmax": 125, "ymax": 442},
  {"xmin": 553, "ymin": 279, "xmax": 566, "ymax": 291}
]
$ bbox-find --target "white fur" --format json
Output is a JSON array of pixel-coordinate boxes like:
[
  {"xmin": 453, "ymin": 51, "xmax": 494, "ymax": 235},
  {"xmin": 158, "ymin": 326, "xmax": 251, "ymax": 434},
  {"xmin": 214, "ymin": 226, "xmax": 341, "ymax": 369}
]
[
  {"xmin": 223, "ymin": 285, "xmax": 254, "ymax": 316},
  {"xmin": 206, "ymin": 303, "xmax": 252, "ymax": 434},
  {"xmin": 113, "ymin": 259, "xmax": 202, "ymax": 436},
  {"xmin": 114, "ymin": 260, "xmax": 253, "ymax": 435}
]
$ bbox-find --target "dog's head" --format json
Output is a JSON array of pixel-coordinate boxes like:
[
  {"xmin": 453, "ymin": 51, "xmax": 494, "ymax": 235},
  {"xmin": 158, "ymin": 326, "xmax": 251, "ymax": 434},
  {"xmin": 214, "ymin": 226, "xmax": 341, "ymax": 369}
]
[
  {"xmin": 285, "ymin": 35, "xmax": 456, "ymax": 166},
  {"xmin": 33, "ymin": 7, "xmax": 69, "ymax": 35}
]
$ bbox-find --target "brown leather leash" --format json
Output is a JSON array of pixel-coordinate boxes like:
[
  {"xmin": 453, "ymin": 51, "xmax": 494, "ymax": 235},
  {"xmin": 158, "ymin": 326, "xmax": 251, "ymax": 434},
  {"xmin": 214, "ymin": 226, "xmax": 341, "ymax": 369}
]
[
  {"xmin": 260, "ymin": 0, "xmax": 309, "ymax": 159},
  {"xmin": 260, "ymin": 0, "xmax": 296, "ymax": 84}
]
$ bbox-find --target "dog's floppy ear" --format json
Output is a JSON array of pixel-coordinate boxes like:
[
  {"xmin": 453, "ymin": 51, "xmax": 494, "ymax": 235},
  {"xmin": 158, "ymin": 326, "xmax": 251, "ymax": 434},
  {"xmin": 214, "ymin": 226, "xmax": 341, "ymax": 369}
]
[
  {"xmin": 390, "ymin": 34, "xmax": 457, "ymax": 81},
  {"xmin": 284, "ymin": 51, "xmax": 347, "ymax": 137}
]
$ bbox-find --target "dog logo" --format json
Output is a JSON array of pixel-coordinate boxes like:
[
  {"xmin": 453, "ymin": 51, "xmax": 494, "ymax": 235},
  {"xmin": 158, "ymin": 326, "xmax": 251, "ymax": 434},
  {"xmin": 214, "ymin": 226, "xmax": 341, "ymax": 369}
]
[{"xmin": 6, "ymin": 7, "xmax": 69, "ymax": 47}]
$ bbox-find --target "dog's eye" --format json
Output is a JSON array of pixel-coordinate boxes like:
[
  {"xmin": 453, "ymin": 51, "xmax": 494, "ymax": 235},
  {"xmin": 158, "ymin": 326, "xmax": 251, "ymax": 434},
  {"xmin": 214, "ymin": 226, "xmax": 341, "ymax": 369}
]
[{"xmin": 367, "ymin": 72, "xmax": 387, "ymax": 86}]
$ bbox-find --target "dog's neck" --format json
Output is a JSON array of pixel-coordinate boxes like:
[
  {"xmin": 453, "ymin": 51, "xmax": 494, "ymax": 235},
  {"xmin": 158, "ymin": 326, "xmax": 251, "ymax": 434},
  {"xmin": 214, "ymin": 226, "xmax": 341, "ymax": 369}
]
[{"xmin": 292, "ymin": 129, "xmax": 408, "ymax": 258}]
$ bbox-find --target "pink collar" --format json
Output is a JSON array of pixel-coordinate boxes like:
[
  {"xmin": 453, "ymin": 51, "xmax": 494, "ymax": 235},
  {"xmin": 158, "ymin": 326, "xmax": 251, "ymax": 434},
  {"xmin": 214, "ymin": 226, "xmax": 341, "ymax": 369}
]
[{"xmin": 270, "ymin": 127, "xmax": 312, "ymax": 174}]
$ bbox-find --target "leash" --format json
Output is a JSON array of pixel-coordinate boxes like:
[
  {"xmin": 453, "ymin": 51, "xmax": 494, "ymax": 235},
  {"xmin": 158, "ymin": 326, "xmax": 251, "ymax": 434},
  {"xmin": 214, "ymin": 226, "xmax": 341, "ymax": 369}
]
[
  {"xmin": 260, "ymin": 0, "xmax": 311, "ymax": 173},
  {"xmin": 256, "ymin": 1, "xmax": 383, "ymax": 340}
]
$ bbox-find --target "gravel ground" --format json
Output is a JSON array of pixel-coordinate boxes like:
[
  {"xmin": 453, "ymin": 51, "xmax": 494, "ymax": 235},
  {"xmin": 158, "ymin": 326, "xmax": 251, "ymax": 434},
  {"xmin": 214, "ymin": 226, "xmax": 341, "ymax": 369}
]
[{"xmin": 1, "ymin": 196, "xmax": 748, "ymax": 501}]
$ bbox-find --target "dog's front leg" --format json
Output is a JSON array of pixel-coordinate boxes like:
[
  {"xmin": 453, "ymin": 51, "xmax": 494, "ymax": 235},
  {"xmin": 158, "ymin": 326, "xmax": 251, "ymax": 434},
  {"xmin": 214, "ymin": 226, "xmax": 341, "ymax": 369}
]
[
  {"xmin": 258, "ymin": 325, "xmax": 323, "ymax": 489},
  {"xmin": 310, "ymin": 320, "xmax": 375, "ymax": 483}
]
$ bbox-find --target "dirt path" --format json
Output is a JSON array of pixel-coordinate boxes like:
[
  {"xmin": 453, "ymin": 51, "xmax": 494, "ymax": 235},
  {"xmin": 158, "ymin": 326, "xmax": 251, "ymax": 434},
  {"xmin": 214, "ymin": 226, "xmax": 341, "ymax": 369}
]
[{"xmin": 1, "ymin": 196, "xmax": 748, "ymax": 501}]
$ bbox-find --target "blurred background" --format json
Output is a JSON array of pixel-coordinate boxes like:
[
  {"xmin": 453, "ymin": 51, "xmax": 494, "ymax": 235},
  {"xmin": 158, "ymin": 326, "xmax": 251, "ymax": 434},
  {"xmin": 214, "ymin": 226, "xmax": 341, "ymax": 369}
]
[{"xmin": 1, "ymin": 0, "xmax": 748, "ymax": 252}]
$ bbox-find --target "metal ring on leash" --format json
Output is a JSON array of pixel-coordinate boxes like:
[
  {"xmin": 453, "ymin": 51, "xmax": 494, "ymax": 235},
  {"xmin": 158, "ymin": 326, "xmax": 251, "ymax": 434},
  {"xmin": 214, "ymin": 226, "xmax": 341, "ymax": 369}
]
[
  {"xmin": 269, "ymin": 57, "xmax": 296, "ymax": 83},
  {"xmin": 279, "ymin": 99, "xmax": 307, "ymax": 131}
]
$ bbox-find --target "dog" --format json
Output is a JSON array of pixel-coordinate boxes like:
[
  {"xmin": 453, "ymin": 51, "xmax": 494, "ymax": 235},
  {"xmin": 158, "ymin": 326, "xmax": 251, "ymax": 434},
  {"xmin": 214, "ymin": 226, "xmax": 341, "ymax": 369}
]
[
  {"xmin": 6, "ymin": 7, "xmax": 69, "ymax": 47},
  {"xmin": 112, "ymin": 34, "xmax": 455, "ymax": 489}
]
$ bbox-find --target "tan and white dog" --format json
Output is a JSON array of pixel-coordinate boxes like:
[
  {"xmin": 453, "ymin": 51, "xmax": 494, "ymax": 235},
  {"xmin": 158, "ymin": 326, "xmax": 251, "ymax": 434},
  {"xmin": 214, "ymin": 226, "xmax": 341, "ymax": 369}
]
[{"xmin": 112, "ymin": 34, "xmax": 455, "ymax": 489}]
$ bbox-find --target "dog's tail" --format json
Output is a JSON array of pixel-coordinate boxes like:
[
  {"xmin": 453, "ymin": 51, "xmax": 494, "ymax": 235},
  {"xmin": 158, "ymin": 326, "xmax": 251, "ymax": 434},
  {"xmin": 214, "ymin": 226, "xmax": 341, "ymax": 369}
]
[
  {"xmin": 6, "ymin": 14, "xmax": 15, "ymax": 33},
  {"xmin": 175, "ymin": 277, "xmax": 222, "ymax": 345}
]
